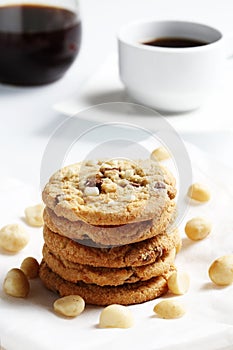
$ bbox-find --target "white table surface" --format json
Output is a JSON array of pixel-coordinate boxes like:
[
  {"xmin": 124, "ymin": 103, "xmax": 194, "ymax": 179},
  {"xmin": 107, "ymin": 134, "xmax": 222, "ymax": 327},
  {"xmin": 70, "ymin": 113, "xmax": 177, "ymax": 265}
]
[{"xmin": 0, "ymin": 1, "xmax": 233, "ymax": 348}]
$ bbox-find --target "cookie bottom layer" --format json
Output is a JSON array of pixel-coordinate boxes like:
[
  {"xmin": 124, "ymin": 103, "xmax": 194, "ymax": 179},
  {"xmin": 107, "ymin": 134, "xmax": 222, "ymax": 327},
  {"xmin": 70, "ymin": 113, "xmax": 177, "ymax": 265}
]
[{"xmin": 39, "ymin": 261, "xmax": 173, "ymax": 306}]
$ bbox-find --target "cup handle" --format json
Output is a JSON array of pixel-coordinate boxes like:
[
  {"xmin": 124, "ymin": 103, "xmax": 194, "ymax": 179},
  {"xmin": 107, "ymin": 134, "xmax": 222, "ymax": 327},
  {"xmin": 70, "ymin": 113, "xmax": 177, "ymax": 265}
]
[{"xmin": 225, "ymin": 35, "xmax": 233, "ymax": 58}]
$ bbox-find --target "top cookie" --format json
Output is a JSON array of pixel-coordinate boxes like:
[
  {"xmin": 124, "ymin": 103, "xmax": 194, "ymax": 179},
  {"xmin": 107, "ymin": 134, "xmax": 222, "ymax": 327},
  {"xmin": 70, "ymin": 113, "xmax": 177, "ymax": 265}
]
[{"xmin": 42, "ymin": 159, "xmax": 176, "ymax": 226}]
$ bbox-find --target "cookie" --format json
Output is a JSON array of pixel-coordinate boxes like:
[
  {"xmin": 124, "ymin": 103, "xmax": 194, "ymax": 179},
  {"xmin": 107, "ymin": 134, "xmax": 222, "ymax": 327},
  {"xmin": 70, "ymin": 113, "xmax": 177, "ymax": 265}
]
[
  {"xmin": 42, "ymin": 244, "xmax": 176, "ymax": 286},
  {"xmin": 42, "ymin": 159, "xmax": 176, "ymax": 226},
  {"xmin": 39, "ymin": 261, "xmax": 174, "ymax": 305},
  {"xmin": 44, "ymin": 201, "xmax": 176, "ymax": 246},
  {"xmin": 43, "ymin": 225, "xmax": 181, "ymax": 268}
]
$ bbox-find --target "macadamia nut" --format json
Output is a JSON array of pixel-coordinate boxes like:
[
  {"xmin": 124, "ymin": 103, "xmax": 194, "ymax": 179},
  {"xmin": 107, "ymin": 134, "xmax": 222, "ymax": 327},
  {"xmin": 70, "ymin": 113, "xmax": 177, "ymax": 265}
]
[
  {"xmin": 25, "ymin": 203, "xmax": 44, "ymax": 227},
  {"xmin": 208, "ymin": 255, "xmax": 233, "ymax": 286},
  {"xmin": 53, "ymin": 295, "xmax": 85, "ymax": 317},
  {"xmin": 167, "ymin": 271, "xmax": 190, "ymax": 295},
  {"xmin": 21, "ymin": 257, "xmax": 39, "ymax": 279},
  {"xmin": 185, "ymin": 217, "xmax": 212, "ymax": 241},
  {"xmin": 151, "ymin": 147, "xmax": 170, "ymax": 162},
  {"xmin": 84, "ymin": 187, "xmax": 99, "ymax": 196},
  {"xmin": 99, "ymin": 304, "xmax": 134, "ymax": 328},
  {"xmin": 0, "ymin": 224, "xmax": 29, "ymax": 252},
  {"xmin": 153, "ymin": 300, "xmax": 186, "ymax": 319},
  {"xmin": 187, "ymin": 183, "xmax": 211, "ymax": 202},
  {"xmin": 3, "ymin": 268, "xmax": 29, "ymax": 298}
]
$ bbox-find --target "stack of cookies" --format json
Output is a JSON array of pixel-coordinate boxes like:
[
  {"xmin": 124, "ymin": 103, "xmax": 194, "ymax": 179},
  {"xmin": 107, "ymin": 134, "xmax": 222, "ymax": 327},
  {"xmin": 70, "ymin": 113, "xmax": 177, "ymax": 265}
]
[{"xmin": 39, "ymin": 159, "xmax": 180, "ymax": 305}]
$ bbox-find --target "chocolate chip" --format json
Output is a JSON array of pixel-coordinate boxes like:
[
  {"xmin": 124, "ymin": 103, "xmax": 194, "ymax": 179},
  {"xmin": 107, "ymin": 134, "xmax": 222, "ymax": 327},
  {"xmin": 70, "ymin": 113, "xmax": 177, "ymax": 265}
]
[
  {"xmin": 110, "ymin": 167, "xmax": 120, "ymax": 171},
  {"xmin": 129, "ymin": 182, "xmax": 141, "ymax": 187},
  {"xmin": 95, "ymin": 176, "xmax": 103, "ymax": 192},
  {"xmin": 55, "ymin": 194, "xmax": 64, "ymax": 204},
  {"xmin": 85, "ymin": 174, "xmax": 103, "ymax": 192},
  {"xmin": 100, "ymin": 166, "xmax": 120, "ymax": 174},
  {"xmin": 85, "ymin": 177, "xmax": 96, "ymax": 187},
  {"xmin": 141, "ymin": 178, "xmax": 148, "ymax": 186},
  {"xmin": 154, "ymin": 181, "xmax": 166, "ymax": 189}
]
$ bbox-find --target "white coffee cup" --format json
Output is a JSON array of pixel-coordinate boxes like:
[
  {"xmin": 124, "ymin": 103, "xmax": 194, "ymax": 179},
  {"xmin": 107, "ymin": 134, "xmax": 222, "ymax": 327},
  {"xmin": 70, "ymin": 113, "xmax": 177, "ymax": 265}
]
[{"xmin": 118, "ymin": 20, "xmax": 228, "ymax": 112}]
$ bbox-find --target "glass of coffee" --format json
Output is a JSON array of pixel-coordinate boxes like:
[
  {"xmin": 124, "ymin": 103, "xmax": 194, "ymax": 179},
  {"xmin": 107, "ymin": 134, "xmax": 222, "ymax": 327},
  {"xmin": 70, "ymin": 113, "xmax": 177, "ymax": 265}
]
[{"xmin": 0, "ymin": 0, "xmax": 81, "ymax": 86}]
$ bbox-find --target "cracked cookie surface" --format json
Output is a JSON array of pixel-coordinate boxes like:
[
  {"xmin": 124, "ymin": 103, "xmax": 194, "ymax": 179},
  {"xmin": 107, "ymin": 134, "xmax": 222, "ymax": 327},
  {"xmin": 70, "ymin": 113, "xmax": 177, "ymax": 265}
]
[{"xmin": 42, "ymin": 159, "xmax": 176, "ymax": 226}]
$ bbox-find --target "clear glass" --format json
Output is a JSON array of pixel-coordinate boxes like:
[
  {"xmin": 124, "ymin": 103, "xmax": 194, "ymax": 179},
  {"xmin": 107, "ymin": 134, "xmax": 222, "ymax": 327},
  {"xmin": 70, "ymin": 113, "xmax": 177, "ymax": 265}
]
[{"xmin": 0, "ymin": 0, "xmax": 81, "ymax": 86}]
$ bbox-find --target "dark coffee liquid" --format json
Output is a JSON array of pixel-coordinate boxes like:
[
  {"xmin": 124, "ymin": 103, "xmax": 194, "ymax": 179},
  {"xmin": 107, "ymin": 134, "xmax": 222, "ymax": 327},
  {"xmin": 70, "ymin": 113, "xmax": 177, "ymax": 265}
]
[
  {"xmin": 143, "ymin": 37, "xmax": 208, "ymax": 48},
  {"xmin": 0, "ymin": 4, "xmax": 81, "ymax": 86}
]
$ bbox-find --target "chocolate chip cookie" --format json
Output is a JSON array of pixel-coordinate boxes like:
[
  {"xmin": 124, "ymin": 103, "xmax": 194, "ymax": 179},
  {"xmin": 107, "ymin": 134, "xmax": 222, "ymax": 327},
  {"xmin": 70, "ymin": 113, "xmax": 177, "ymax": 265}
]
[
  {"xmin": 44, "ymin": 201, "xmax": 176, "ymax": 246},
  {"xmin": 43, "ymin": 225, "xmax": 181, "ymax": 268},
  {"xmin": 39, "ymin": 261, "xmax": 175, "ymax": 305},
  {"xmin": 42, "ymin": 159, "xmax": 176, "ymax": 226},
  {"xmin": 42, "ymin": 244, "xmax": 176, "ymax": 286}
]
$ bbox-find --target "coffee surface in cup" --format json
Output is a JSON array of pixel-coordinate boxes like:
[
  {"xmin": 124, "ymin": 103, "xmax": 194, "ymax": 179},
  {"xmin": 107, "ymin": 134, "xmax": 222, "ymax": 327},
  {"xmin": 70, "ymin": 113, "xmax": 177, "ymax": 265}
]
[{"xmin": 142, "ymin": 37, "xmax": 208, "ymax": 48}]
